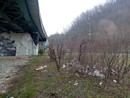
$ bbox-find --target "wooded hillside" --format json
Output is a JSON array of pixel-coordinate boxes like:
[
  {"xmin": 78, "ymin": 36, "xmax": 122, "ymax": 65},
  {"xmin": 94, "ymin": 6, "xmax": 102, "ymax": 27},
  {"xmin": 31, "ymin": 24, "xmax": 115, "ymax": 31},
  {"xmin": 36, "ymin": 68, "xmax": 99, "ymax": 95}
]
[{"xmin": 49, "ymin": 0, "xmax": 130, "ymax": 50}]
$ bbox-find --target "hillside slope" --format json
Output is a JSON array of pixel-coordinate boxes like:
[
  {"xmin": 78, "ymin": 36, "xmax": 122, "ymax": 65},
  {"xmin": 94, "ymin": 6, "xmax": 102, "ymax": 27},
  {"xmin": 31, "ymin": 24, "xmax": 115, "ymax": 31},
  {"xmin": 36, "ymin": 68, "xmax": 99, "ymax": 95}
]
[{"xmin": 49, "ymin": 0, "xmax": 130, "ymax": 49}]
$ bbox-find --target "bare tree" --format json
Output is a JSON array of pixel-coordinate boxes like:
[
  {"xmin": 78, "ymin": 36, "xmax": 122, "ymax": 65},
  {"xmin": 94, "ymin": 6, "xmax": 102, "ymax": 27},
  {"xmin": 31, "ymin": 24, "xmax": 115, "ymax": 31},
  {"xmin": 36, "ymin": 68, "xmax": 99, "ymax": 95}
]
[{"xmin": 48, "ymin": 40, "xmax": 65, "ymax": 71}]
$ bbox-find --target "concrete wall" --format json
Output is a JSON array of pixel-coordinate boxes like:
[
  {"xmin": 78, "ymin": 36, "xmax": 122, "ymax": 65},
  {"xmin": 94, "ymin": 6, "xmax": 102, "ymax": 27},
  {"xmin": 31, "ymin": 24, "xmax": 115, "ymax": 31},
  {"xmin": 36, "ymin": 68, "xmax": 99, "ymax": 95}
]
[{"xmin": 1, "ymin": 32, "xmax": 38, "ymax": 56}]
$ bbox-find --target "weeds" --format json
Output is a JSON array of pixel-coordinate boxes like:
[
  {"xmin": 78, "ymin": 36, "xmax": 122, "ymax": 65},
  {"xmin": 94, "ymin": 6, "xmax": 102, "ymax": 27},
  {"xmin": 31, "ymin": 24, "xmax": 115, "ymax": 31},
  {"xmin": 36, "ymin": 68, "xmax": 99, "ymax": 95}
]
[{"xmin": 2, "ymin": 55, "xmax": 130, "ymax": 98}]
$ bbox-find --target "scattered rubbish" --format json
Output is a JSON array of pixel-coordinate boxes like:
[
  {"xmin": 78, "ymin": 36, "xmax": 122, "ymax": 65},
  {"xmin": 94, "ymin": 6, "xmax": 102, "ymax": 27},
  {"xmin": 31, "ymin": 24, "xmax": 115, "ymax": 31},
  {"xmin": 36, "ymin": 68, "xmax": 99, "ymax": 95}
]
[
  {"xmin": 35, "ymin": 66, "xmax": 44, "ymax": 71},
  {"xmin": 43, "ymin": 70, "xmax": 48, "ymax": 72},
  {"xmin": 111, "ymin": 69, "xmax": 117, "ymax": 75},
  {"xmin": 113, "ymin": 80, "xmax": 117, "ymax": 83},
  {"xmin": 43, "ymin": 65, "xmax": 48, "ymax": 68},
  {"xmin": 75, "ymin": 73, "xmax": 80, "ymax": 77},
  {"xmin": 62, "ymin": 65, "xmax": 66, "ymax": 68},
  {"xmin": 48, "ymin": 72, "xmax": 53, "ymax": 77},
  {"xmin": 93, "ymin": 70, "xmax": 105, "ymax": 78},
  {"xmin": 93, "ymin": 64, "xmax": 97, "ymax": 69},
  {"xmin": 74, "ymin": 81, "xmax": 78, "ymax": 86},
  {"xmin": 35, "ymin": 65, "xmax": 47, "ymax": 71},
  {"xmin": 85, "ymin": 66, "xmax": 89, "ymax": 74},
  {"xmin": 99, "ymin": 82, "xmax": 103, "ymax": 85},
  {"xmin": 88, "ymin": 72, "xmax": 93, "ymax": 75}
]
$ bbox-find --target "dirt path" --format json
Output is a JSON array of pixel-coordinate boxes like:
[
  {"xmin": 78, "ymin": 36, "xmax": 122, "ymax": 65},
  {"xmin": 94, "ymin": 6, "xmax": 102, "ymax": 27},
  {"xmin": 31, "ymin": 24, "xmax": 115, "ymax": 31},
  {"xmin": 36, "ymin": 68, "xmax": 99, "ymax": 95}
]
[{"xmin": 0, "ymin": 56, "xmax": 30, "ymax": 93}]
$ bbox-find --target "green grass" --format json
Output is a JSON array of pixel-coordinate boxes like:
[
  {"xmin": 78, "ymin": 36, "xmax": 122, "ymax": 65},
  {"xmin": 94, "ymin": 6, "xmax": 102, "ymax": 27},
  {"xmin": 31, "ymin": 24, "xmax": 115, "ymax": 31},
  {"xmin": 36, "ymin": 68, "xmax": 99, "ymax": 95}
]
[{"xmin": 1, "ymin": 54, "xmax": 130, "ymax": 98}]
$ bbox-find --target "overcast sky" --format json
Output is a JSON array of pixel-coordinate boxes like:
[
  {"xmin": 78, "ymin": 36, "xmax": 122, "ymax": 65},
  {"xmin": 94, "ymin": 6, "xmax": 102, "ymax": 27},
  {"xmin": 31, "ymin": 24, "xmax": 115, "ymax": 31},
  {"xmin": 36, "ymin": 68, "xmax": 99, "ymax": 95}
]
[{"xmin": 38, "ymin": 0, "xmax": 107, "ymax": 36}]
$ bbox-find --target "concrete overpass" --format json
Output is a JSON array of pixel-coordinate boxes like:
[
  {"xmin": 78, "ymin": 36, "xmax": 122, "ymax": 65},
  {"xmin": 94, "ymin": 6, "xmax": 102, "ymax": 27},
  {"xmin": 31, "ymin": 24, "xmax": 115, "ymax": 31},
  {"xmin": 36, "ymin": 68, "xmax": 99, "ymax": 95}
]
[{"xmin": 0, "ymin": 0, "xmax": 47, "ymax": 56}]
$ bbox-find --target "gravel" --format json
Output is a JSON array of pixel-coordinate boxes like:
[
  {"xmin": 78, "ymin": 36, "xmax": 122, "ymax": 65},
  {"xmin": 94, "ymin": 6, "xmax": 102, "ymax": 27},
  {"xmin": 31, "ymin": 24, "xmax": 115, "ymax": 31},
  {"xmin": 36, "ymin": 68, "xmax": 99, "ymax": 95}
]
[{"xmin": 0, "ymin": 56, "xmax": 30, "ymax": 93}]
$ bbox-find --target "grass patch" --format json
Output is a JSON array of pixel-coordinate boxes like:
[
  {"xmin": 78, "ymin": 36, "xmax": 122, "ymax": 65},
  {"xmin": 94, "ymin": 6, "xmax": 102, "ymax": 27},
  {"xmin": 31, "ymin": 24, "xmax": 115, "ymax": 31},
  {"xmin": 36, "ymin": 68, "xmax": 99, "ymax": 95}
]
[{"xmin": 1, "ymin": 55, "xmax": 130, "ymax": 98}]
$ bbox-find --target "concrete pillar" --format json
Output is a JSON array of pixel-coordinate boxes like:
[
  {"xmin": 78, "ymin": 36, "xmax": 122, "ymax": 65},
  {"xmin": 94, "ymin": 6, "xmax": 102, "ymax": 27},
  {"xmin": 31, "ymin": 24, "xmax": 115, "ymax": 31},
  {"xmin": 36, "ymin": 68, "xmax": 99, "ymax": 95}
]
[{"xmin": 1, "ymin": 32, "xmax": 39, "ymax": 56}]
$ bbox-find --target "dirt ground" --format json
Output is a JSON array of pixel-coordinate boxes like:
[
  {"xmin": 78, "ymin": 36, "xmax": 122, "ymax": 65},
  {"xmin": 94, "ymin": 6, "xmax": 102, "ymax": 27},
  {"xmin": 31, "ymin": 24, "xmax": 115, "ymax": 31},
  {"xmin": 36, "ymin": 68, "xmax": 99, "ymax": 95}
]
[{"xmin": 0, "ymin": 56, "xmax": 30, "ymax": 93}]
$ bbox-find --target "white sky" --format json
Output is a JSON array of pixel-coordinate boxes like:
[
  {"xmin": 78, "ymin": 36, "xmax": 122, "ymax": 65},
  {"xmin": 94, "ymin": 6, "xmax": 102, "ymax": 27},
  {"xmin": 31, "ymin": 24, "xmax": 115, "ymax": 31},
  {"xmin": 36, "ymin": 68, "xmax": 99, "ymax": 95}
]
[{"xmin": 38, "ymin": 0, "xmax": 107, "ymax": 36}]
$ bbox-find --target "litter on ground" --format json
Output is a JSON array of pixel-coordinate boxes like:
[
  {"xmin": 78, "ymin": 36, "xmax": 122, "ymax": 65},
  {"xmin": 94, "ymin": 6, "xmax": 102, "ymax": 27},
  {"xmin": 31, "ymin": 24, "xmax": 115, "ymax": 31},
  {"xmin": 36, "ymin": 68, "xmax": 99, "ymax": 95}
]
[
  {"xmin": 113, "ymin": 80, "xmax": 117, "ymax": 83},
  {"xmin": 43, "ymin": 65, "xmax": 47, "ymax": 68},
  {"xmin": 99, "ymin": 82, "xmax": 103, "ymax": 85},
  {"xmin": 35, "ymin": 65, "xmax": 48, "ymax": 71},
  {"xmin": 62, "ymin": 65, "xmax": 66, "ymax": 68},
  {"xmin": 74, "ymin": 81, "xmax": 78, "ymax": 86},
  {"xmin": 35, "ymin": 66, "xmax": 44, "ymax": 71},
  {"xmin": 48, "ymin": 72, "xmax": 53, "ymax": 77}
]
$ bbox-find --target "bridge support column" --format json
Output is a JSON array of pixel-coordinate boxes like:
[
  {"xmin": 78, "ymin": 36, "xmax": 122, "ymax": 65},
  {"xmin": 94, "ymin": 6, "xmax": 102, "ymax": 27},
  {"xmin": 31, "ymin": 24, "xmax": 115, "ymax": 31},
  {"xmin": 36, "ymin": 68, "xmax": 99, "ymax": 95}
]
[{"xmin": 1, "ymin": 32, "xmax": 39, "ymax": 56}]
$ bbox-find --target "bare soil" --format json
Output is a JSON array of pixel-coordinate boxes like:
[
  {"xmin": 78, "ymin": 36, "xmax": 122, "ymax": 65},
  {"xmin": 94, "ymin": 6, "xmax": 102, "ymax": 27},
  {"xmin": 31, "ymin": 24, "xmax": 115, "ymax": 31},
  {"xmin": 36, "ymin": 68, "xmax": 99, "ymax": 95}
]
[{"xmin": 0, "ymin": 56, "xmax": 30, "ymax": 93}]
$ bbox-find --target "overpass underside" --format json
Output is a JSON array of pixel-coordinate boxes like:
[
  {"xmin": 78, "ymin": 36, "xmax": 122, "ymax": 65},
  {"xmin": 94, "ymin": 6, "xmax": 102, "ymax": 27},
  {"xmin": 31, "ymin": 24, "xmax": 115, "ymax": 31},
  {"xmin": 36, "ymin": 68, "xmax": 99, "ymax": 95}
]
[{"xmin": 0, "ymin": 0, "xmax": 47, "ymax": 56}]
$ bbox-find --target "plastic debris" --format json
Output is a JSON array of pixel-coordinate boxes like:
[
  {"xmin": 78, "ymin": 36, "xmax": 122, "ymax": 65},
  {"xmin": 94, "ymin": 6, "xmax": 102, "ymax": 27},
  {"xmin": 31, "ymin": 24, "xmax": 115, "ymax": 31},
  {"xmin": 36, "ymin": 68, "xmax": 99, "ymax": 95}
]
[
  {"xmin": 35, "ymin": 65, "xmax": 47, "ymax": 71},
  {"xmin": 43, "ymin": 70, "xmax": 48, "ymax": 72},
  {"xmin": 88, "ymin": 72, "xmax": 93, "ymax": 75},
  {"xmin": 113, "ymin": 80, "xmax": 117, "ymax": 83},
  {"xmin": 48, "ymin": 72, "xmax": 53, "ymax": 77},
  {"xmin": 35, "ymin": 66, "xmax": 44, "ymax": 71},
  {"xmin": 43, "ymin": 65, "xmax": 47, "ymax": 68},
  {"xmin": 93, "ymin": 70, "xmax": 105, "ymax": 78},
  {"xmin": 93, "ymin": 64, "xmax": 97, "ymax": 69},
  {"xmin": 10, "ymin": 97, "xmax": 14, "ymax": 98},
  {"xmin": 99, "ymin": 82, "xmax": 103, "ymax": 85},
  {"xmin": 62, "ymin": 65, "xmax": 66, "ymax": 68},
  {"xmin": 111, "ymin": 69, "xmax": 117, "ymax": 75},
  {"xmin": 75, "ymin": 73, "xmax": 80, "ymax": 77},
  {"xmin": 74, "ymin": 81, "xmax": 78, "ymax": 86}
]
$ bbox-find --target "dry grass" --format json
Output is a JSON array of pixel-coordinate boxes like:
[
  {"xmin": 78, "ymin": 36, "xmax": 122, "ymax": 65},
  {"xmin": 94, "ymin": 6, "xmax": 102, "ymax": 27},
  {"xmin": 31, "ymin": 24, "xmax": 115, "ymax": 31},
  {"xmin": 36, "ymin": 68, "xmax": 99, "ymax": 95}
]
[{"xmin": 1, "ymin": 55, "xmax": 130, "ymax": 98}]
